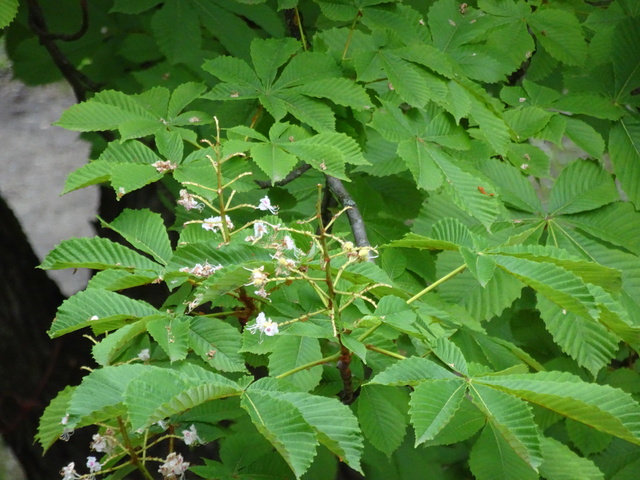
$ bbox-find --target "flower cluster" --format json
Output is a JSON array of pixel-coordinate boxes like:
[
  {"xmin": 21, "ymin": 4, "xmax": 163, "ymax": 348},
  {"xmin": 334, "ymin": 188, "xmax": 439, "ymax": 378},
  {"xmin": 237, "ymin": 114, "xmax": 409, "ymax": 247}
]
[
  {"xmin": 342, "ymin": 242, "xmax": 378, "ymax": 262},
  {"xmin": 152, "ymin": 160, "xmax": 178, "ymax": 173},
  {"xmin": 177, "ymin": 189, "xmax": 204, "ymax": 211},
  {"xmin": 245, "ymin": 265, "xmax": 269, "ymax": 298},
  {"xmin": 247, "ymin": 312, "xmax": 279, "ymax": 337},
  {"xmin": 159, "ymin": 452, "xmax": 189, "ymax": 479},
  {"xmin": 60, "ymin": 463, "xmax": 79, "ymax": 480},
  {"xmin": 86, "ymin": 456, "xmax": 101, "ymax": 475},
  {"xmin": 179, "ymin": 261, "xmax": 223, "ymax": 277},
  {"xmin": 202, "ymin": 215, "xmax": 234, "ymax": 232}
]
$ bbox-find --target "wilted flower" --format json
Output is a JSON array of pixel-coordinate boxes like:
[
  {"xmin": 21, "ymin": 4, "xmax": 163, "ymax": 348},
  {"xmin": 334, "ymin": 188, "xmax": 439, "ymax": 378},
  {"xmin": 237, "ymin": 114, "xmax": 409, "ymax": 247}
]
[
  {"xmin": 137, "ymin": 348, "xmax": 150, "ymax": 362},
  {"xmin": 152, "ymin": 160, "xmax": 178, "ymax": 173},
  {"xmin": 182, "ymin": 424, "xmax": 202, "ymax": 446},
  {"xmin": 159, "ymin": 452, "xmax": 189, "ymax": 479},
  {"xmin": 202, "ymin": 216, "xmax": 234, "ymax": 232},
  {"xmin": 245, "ymin": 265, "xmax": 268, "ymax": 288},
  {"xmin": 177, "ymin": 189, "xmax": 204, "ymax": 211},
  {"xmin": 245, "ymin": 221, "xmax": 269, "ymax": 242},
  {"xmin": 179, "ymin": 261, "xmax": 222, "ymax": 277},
  {"xmin": 60, "ymin": 414, "xmax": 74, "ymax": 441},
  {"xmin": 247, "ymin": 312, "xmax": 279, "ymax": 337},
  {"xmin": 86, "ymin": 456, "xmax": 101, "ymax": 474},
  {"xmin": 257, "ymin": 196, "xmax": 278, "ymax": 214},
  {"xmin": 60, "ymin": 462, "xmax": 79, "ymax": 480}
]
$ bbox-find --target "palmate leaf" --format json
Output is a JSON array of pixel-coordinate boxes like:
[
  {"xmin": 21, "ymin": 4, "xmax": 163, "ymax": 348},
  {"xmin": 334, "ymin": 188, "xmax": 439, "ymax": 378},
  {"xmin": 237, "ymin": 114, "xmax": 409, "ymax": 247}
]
[
  {"xmin": 124, "ymin": 364, "xmax": 241, "ymax": 431},
  {"xmin": 477, "ymin": 371, "xmax": 640, "ymax": 445},
  {"xmin": 469, "ymin": 384, "xmax": 543, "ymax": 469},
  {"xmin": 269, "ymin": 336, "xmax": 323, "ymax": 392},
  {"xmin": 423, "ymin": 397, "xmax": 486, "ymax": 447},
  {"xmin": 409, "ymin": 378, "xmax": 466, "ymax": 445},
  {"xmin": 102, "ymin": 209, "xmax": 172, "ymax": 265},
  {"xmin": 49, "ymin": 289, "xmax": 159, "ymax": 337},
  {"xmin": 251, "ymin": 142, "xmax": 299, "ymax": 182},
  {"xmin": 609, "ymin": 119, "xmax": 640, "ymax": 209},
  {"xmin": 537, "ymin": 295, "xmax": 619, "ymax": 376},
  {"xmin": 548, "ymin": 160, "xmax": 619, "ymax": 215},
  {"xmin": 40, "ymin": 237, "xmax": 161, "ymax": 272}
]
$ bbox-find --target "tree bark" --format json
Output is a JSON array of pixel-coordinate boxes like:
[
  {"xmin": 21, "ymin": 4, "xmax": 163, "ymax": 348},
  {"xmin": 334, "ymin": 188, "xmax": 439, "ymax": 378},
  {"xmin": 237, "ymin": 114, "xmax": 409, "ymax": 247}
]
[{"xmin": 0, "ymin": 193, "xmax": 93, "ymax": 480}]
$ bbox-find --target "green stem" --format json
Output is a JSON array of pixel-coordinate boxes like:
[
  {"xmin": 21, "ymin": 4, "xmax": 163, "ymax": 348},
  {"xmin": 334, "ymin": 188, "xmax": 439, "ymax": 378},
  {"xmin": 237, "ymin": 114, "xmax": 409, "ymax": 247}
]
[
  {"xmin": 276, "ymin": 352, "xmax": 341, "ymax": 379},
  {"xmin": 117, "ymin": 417, "xmax": 154, "ymax": 480},
  {"xmin": 342, "ymin": 13, "xmax": 361, "ymax": 60},
  {"xmin": 294, "ymin": 7, "xmax": 308, "ymax": 51},
  {"xmin": 357, "ymin": 323, "xmax": 381, "ymax": 342},
  {"xmin": 366, "ymin": 344, "xmax": 406, "ymax": 360},
  {"xmin": 406, "ymin": 264, "xmax": 466, "ymax": 305}
]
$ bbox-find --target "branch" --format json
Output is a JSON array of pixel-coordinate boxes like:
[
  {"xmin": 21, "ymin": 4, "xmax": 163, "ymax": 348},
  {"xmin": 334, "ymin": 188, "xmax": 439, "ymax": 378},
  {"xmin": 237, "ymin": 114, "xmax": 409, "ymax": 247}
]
[
  {"xmin": 255, "ymin": 163, "xmax": 313, "ymax": 188},
  {"xmin": 325, "ymin": 175, "xmax": 371, "ymax": 250},
  {"xmin": 26, "ymin": 0, "xmax": 100, "ymax": 102}
]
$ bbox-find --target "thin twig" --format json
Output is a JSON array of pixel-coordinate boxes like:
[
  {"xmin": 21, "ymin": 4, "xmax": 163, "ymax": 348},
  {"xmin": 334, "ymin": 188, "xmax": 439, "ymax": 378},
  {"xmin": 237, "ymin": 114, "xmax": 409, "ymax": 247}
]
[
  {"xmin": 255, "ymin": 163, "xmax": 313, "ymax": 188},
  {"xmin": 325, "ymin": 176, "xmax": 371, "ymax": 250}
]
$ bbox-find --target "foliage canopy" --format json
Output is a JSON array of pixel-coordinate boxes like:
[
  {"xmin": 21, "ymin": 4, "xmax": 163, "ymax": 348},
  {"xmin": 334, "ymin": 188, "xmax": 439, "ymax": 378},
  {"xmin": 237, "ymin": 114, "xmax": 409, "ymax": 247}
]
[{"xmin": 3, "ymin": 0, "xmax": 640, "ymax": 479}]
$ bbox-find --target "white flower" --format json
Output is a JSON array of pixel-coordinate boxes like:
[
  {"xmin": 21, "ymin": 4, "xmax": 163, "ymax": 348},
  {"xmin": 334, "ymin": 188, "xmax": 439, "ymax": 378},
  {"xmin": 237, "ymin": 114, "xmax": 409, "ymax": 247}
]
[
  {"xmin": 60, "ymin": 414, "xmax": 74, "ymax": 441},
  {"xmin": 86, "ymin": 456, "xmax": 101, "ymax": 474},
  {"xmin": 152, "ymin": 160, "xmax": 178, "ymax": 173},
  {"xmin": 257, "ymin": 196, "xmax": 278, "ymax": 214},
  {"xmin": 247, "ymin": 312, "xmax": 279, "ymax": 337},
  {"xmin": 180, "ymin": 261, "xmax": 223, "ymax": 277},
  {"xmin": 91, "ymin": 433, "xmax": 112, "ymax": 453},
  {"xmin": 159, "ymin": 452, "xmax": 189, "ymax": 479},
  {"xmin": 283, "ymin": 235, "xmax": 296, "ymax": 250},
  {"xmin": 61, "ymin": 414, "xmax": 69, "ymax": 425},
  {"xmin": 177, "ymin": 189, "xmax": 204, "ymax": 211},
  {"xmin": 202, "ymin": 215, "xmax": 234, "ymax": 232},
  {"xmin": 137, "ymin": 348, "xmax": 150, "ymax": 361},
  {"xmin": 245, "ymin": 265, "xmax": 268, "ymax": 288},
  {"xmin": 157, "ymin": 420, "xmax": 169, "ymax": 431},
  {"xmin": 254, "ymin": 221, "xmax": 268, "ymax": 238},
  {"xmin": 182, "ymin": 424, "xmax": 202, "ymax": 446},
  {"xmin": 60, "ymin": 462, "xmax": 79, "ymax": 480}
]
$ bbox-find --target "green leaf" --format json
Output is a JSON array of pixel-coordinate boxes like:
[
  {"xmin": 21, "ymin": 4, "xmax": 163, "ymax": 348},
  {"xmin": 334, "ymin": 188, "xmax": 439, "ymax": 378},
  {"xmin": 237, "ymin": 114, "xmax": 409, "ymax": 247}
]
[
  {"xmin": 250, "ymin": 37, "xmax": 300, "ymax": 87},
  {"xmin": 479, "ymin": 158, "xmax": 542, "ymax": 213},
  {"xmin": 291, "ymin": 77, "xmax": 371, "ymax": 110},
  {"xmin": 612, "ymin": 17, "xmax": 640, "ymax": 103},
  {"xmin": 62, "ymin": 161, "xmax": 113, "ymax": 194},
  {"xmin": 564, "ymin": 118, "xmax": 606, "ymax": 159},
  {"xmin": 368, "ymin": 356, "xmax": 458, "ymax": 386},
  {"xmin": 477, "ymin": 371, "xmax": 640, "ymax": 445},
  {"xmin": 410, "ymin": 378, "xmax": 466, "ymax": 445},
  {"xmin": 356, "ymin": 385, "xmax": 409, "ymax": 457},
  {"xmin": 566, "ymin": 418, "xmax": 612, "ymax": 457},
  {"xmin": 147, "ymin": 314, "xmax": 190, "ymax": 362},
  {"xmin": 86, "ymin": 270, "xmax": 157, "ymax": 291},
  {"xmin": 492, "ymin": 255, "xmax": 596, "ymax": 320},
  {"xmin": 552, "ymin": 95, "xmax": 623, "ymax": 122},
  {"xmin": 469, "ymin": 423, "xmax": 539, "ymax": 480},
  {"xmin": 69, "ymin": 364, "xmax": 146, "ymax": 428},
  {"xmin": 110, "ymin": 164, "xmax": 164, "ymax": 195},
  {"xmin": 548, "ymin": 160, "xmax": 618, "ymax": 215},
  {"xmin": 0, "ymin": 0, "xmax": 18, "ymax": 29},
  {"xmin": 269, "ymin": 336, "xmax": 323, "ymax": 392},
  {"xmin": 528, "ymin": 8, "xmax": 587, "ymax": 66},
  {"xmin": 151, "ymin": 0, "xmax": 202, "ymax": 65},
  {"xmin": 278, "ymin": 391, "xmax": 364, "ymax": 473},
  {"xmin": 539, "ymin": 436, "xmax": 605, "ymax": 480},
  {"xmin": 49, "ymin": 289, "xmax": 159, "ymax": 337},
  {"xmin": 251, "ymin": 142, "xmax": 299, "ymax": 182},
  {"xmin": 125, "ymin": 364, "xmax": 241, "ymax": 430},
  {"xmin": 537, "ymin": 295, "xmax": 619, "ymax": 376},
  {"xmin": 469, "ymin": 384, "xmax": 542, "ymax": 469},
  {"xmin": 503, "ymin": 107, "xmax": 553, "ymax": 141},
  {"xmin": 168, "ymin": 82, "xmax": 207, "ymax": 118},
  {"xmin": 241, "ymin": 390, "xmax": 318, "ymax": 478},
  {"xmin": 432, "ymin": 336, "xmax": 469, "ymax": 375},
  {"xmin": 379, "ymin": 50, "xmax": 431, "ymax": 107},
  {"xmin": 610, "ymin": 120, "xmax": 640, "ymax": 209},
  {"xmin": 189, "ymin": 317, "xmax": 246, "ymax": 372},
  {"xmin": 37, "ymin": 386, "xmax": 75, "ymax": 452},
  {"xmin": 92, "ymin": 320, "xmax": 149, "ymax": 366},
  {"xmin": 40, "ymin": 237, "xmax": 160, "ymax": 272},
  {"xmin": 102, "ymin": 209, "xmax": 172, "ymax": 265},
  {"xmin": 422, "ymin": 397, "xmax": 485, "ymax": 447}
]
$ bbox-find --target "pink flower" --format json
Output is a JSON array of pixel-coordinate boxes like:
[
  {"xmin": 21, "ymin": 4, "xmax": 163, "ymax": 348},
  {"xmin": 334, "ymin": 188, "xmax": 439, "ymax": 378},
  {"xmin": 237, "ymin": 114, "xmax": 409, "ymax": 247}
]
[
  {"xmin": 257, "ymin": 196, "xmax": 278, "ymax": 214},
  {"xmin": 247, "ymin": 312, "xmax": 279, "ymax": 337}
]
